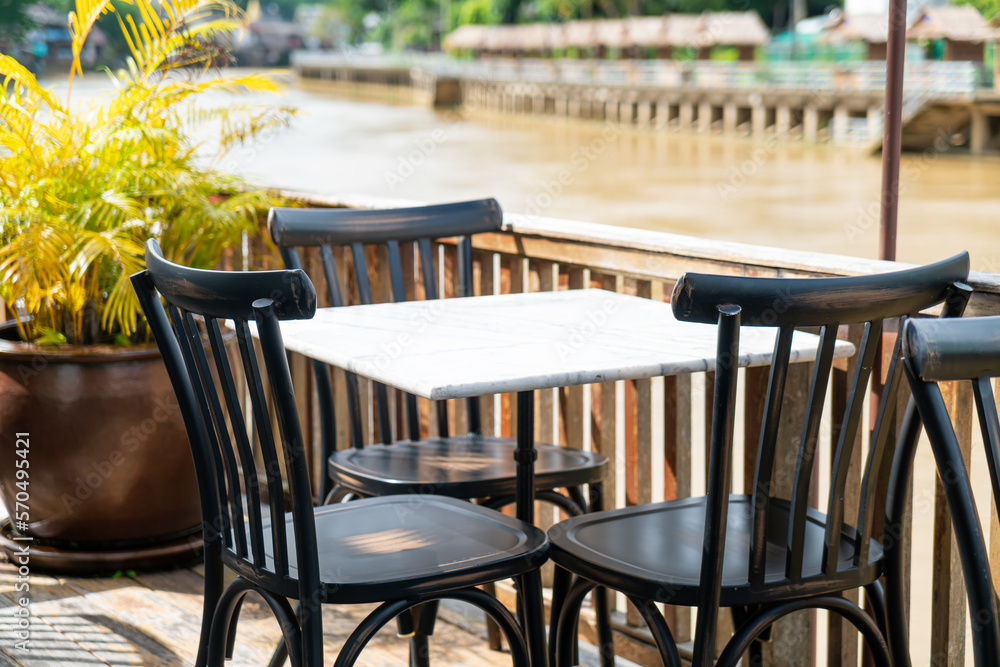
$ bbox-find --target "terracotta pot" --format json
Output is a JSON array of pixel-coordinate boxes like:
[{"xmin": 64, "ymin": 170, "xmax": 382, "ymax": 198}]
[{"xmin": 0, "ymin": 321, "xmax": 201, "ymax": 548}]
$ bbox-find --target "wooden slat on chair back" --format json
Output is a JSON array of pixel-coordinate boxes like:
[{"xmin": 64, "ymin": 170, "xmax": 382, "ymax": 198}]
[
  {"xmin": 268, "ymin": 199, "xmax": 502, "ymax": 451},
  {"xmin": 670, "ymin": 252, "xmax": 969, "ymax": 652}
]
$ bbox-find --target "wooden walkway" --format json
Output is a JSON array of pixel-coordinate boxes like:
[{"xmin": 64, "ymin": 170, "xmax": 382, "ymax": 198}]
[{"xmin": 0, "ymin": 560, "xmax": 513, "ymax": 667}]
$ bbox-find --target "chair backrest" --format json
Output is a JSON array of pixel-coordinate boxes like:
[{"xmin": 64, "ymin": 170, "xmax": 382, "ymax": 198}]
[
  {"xmin": 131, "ymin": 239, "xmax": 321, "ymax": 613},
  {"xmin": 901, "ymin": 315, "xmax": 1000, "ymax": 667},
  {"xmin": 670, "ymin": 252, "xmax": 970, "ymax": 654},
  {"xmin": 268, "ymin": 199, "xmax": 503, "ymax": 450}
]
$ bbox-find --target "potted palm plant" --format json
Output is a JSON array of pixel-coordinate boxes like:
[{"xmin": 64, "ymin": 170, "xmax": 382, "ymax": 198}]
[{"xmin": 0, "ymin": 0, "xmax": 294, "ymax": 571}]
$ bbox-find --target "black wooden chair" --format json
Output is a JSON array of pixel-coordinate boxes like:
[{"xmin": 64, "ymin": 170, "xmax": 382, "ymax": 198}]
[
  {"xmin": 132, "ymin": 239, "xmax": 549, "ymax": 667},
  {"xmin": 547, "ymin": 252, "xmax": 970, "ymax": 667},
  {"xmin": 885, "ymin": 314, "xmax": 1000, "ymax": 667},
  {"xmin": 269, "ymin": 199, "xmax": 611, "ymax": 661}
]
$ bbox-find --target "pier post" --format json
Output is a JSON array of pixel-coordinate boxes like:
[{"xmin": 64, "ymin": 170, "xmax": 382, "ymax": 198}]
[
  {"xmin": 867, "ymin": 106, "xmax": 882, "ymax": 143},
  {"xmin": 569, "ymin": 95, "xmax": 582, "ymax": 118},
  {"xmin": 970, "ymin": 106, "xmax": 988, "ymax": 155},
  {"xmin": 776, "ymin": 105, "xmax": 791, "ymax": 136},
  {"xmin": 833, "ymin": 105, "xmax": 848, "ymax": 143},
  {"xmin": 653, "ymin": 99, "xmax": 669, "ymax": 129},
  {"xmin": 637, "ymin": 100, "xmax": 652, "ymax": 127},
  {"xmin": 723, "ymin": 103, "xmax": 738, "ymax": 135},
  {"xmin": 752, "ymin": 105, "xmax": 766, "ymax": 138},
  {"xmin": 698, "ymin": 102, "xmax": 712, "ymax": 133},
  {"xmin": 803, "ymin": 105, "xmax": 819, "ymax": 142},
  {"xmin": 679, "ymin": 102, "xmax": 694, "ymax": 131}
]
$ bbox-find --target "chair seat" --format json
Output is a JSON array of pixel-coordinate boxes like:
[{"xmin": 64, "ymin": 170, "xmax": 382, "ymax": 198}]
[
  {"xmin": 549, "ymin": 494, "xmax": 882, "ymax": 607},
  {"xmin": 228, "ymin": 495, "xmax": 549, "ymax": 604},
  {"xmin": 329, "ymin": 434, "xmax": 607, "ymax": 499}
]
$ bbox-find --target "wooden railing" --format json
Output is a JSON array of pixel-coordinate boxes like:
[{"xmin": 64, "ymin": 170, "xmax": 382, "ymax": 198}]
[{"xmin": 273, "ymin": 190, "xmax": 1000, "ymax": 666}]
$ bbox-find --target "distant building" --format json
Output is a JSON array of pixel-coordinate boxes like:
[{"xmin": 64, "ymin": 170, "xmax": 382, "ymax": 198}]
[
  {"xmin": 821, "ymin": 12, "xmax": 889, "ymax": 60},
  {"xmin": 444, "ymin": 12, "xmax": 770, "ymax": 61},
  {"xmin": 906, "ymin": 5, "xmax": 994, "ymax": 61},
  {"xmin": 23, "ymin": 3, "xmax": 107, "ymax": 74},
  {"xmin": 232, "ymin": 16, "xmax": 307, "ymax": 66}
]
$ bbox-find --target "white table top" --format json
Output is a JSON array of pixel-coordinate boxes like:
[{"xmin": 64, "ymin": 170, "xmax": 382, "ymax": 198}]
[{"xmin": 272, "ymin": 289, "xmax": 855, "ymax": 400}]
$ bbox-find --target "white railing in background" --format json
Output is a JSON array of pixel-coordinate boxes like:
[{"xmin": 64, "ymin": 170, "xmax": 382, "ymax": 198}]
[{"xmin": 291, "ymin": 51, "xmax": 984, "ymax": 96}]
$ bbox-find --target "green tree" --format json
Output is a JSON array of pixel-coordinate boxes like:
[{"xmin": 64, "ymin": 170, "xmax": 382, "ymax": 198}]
[
  {"xmin": 0, "ymin": 0, "xmax": 35, "ymax": 42},
  {"xmin": 957, "ymin": 0, "xmax": 999, "ymax": 20}
]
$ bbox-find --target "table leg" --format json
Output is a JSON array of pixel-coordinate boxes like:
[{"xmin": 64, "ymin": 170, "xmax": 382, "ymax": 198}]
[{"xmin": 515, "ymin": 390, "xmax": 547, "ymax": 667}]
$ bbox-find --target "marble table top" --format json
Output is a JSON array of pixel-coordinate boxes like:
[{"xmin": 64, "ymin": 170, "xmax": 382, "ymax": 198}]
[{"xmin": 271, "ymin": 289, "xmax": 855, "ymax": 400}]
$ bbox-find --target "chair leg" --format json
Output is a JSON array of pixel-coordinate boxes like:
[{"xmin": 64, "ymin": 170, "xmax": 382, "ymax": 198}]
[
  {"xmin": 267, "ymin": 600, "xmax": 300, "ymax": 667},
  {"xmin": 716, "ymin": 596, "xmax": 891, "ymax": 667},
  {"xmin": 333, "ymin": 591, "xmax": 529, "ymax": 667},
  {"xmin": 625, "ymin": 595, "xmax": 682, "ymax": 667},
  {"xmin": 730, "ymin": 605, "xmax": 765, "ymax": 666},
  {"xmin": 196, "ymin": 539, "xmax": 225, "ymax": 667},
  {"xmin": 592, "ymin": 586, "xmax": 613, "ymax": 667},
  {"xmin": 225, "ymin": 597, "xmax": 246, "ymax": 659},
  {"xmin": 549, "ymin": 566, "xmax": 571, "ymax": 667},
  {"xmin": 516, "ymin": 570, "xmax": 549, "ymax": 667},
  {"xmin": 210, "ymin": 578, "xmax": 304, "ymax": 667},
  {"xmin": 554, "ymin": 578, "xmax": 595, "ymax": 667},
  {"xmin": 407, "ymin": 601, "xmax": 440, "ymax": 667},
  {"xmin": 865, "ymin": 581, "xmax": 888, "ymax": 640}
]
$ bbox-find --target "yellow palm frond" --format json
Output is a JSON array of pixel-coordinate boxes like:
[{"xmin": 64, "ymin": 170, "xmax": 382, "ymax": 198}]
[
  {"xmin": 68, "ymin": 0, "xmax": 116, "ymax": 88},
  {"xmin": 0, "ymin": 54, "xmax": 63, "ymax": 111}
]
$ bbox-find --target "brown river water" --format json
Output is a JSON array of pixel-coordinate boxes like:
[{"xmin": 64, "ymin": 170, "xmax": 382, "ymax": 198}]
[
  {"xmin": 65, "ymin": 72, "xmax": 998, "ymax": 268},
  {"xmin": 229, "ymin": 80, "xmax": 999, "ymax": 270}
]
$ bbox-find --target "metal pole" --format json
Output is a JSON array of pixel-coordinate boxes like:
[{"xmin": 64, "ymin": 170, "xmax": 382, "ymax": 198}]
[{"xmin": 879, "ymin": 0, "xmax": 908, "ymax": 262}]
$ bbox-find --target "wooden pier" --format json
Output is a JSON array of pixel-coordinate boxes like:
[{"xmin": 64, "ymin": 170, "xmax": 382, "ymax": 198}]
[{"xmin": 293, "ymin": 54, "xmax": 1000, "ymax": 152}]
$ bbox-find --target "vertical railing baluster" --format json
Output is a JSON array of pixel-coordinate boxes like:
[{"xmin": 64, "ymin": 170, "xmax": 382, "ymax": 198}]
[{"xmin": 929, "ymin": 378, "xmax": 974, "ymax": 665}]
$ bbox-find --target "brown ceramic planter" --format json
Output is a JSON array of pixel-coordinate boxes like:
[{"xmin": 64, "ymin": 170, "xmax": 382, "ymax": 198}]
[{"xmin": 0, "ymin": 321, "xmax": 202, "ymax": 569}]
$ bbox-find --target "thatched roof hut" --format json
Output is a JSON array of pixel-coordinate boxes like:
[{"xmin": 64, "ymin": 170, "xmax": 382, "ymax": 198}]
[
  {"xmin": 821, "ymin": 12, "xmax": 889, "ymax": 44},
  {"xmin": 622, "ymin": 16, "xmax": 670, "ymax": 48},
  {"xmin": 907, "ymin": 6, "xmax": 993, "ymax": 61},
  {"xmin": 443, "ymin": 11, "xmax": 769, "ymax": 59},
  {"xmin": 661, "ymin": 11, "xmax": 768, "ymax": 59},
  {"xmin": 820, "ymin": 12, "xmax": 890, "ymax": 59},
  {"xmin": 556, "ymin": 20, "xmax": 598, "ymax": 49},
  {"xmin": 907, "ymin": 6, "xmax": 993, "ymax": 41},
  {"xmin": 698, "ymin": 11, "xmax": 770, "ymax": 47},
  {"xmin": 443, "ymin": 24, "xmax": 490, "ymax": 50}
]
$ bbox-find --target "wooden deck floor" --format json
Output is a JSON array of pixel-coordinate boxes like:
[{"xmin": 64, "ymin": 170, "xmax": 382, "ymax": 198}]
[{"xmin": 0, "ymin": 559, "xmax": 514, "ymax": 667}]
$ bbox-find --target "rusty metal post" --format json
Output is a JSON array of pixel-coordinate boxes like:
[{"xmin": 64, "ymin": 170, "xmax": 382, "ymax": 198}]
[{"xmin": 879, "ymin": 0, "xmax": 908, "ymax": 262}]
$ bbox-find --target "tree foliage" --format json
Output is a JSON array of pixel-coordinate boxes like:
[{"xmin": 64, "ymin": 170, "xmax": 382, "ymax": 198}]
[
  {"xmin": 0, "ymin": 0, "xmax": 36, "ymax": 42},
  {"xmin": 0, "ymin": 0, "xmax": 295, "ymax": 345},
  {"xmin": 957, "ymin": 0, "xmax": 1000, "ymax": 20}
]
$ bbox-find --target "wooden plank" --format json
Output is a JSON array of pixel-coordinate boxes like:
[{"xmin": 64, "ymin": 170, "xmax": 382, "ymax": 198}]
[
  {"xmin": 442, "ymin": 243, "xmax": 466, "ymax": 437},
  {"xmin": 663, "ymin": 371, "xmax": 692, "ymax": 641},
  {"xmin": 477, "ymin": 250, "xmax": 497, "ymax": 436},
  {"xmin": 992, "ymin": 379, "xmax": 1000, "ymax": 614},
  {"xmin": 535, "ymin": 258, "xmax": 558, "ymax": 587},
  {"xmin": 760, "ymin": 362, "xmax": 812, "ymax": 666},
  {"xmin": 559, "ymin": 268, "xmax": 587, "ymax": 451},
  {"xmin": 930, "ymin": 379, "xmax": 974, "ymax": 666}
]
